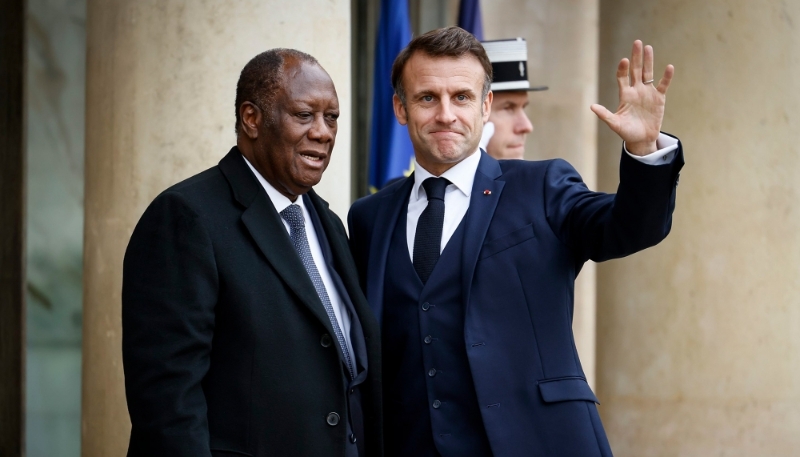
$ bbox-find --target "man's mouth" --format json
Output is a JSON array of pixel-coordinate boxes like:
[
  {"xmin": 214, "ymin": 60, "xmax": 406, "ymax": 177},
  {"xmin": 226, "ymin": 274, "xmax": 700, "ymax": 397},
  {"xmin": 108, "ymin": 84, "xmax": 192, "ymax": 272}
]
[
  {"xmin": 298, "ymin": 152, "xmax": 328, "ymax": 169},
  {"xmin": 300, "ymin": 153, "xmax": 324, "ymax": 162},
  {"xmin": 431, "ymin": 130, "xmax": 462, "ymax": 137}
]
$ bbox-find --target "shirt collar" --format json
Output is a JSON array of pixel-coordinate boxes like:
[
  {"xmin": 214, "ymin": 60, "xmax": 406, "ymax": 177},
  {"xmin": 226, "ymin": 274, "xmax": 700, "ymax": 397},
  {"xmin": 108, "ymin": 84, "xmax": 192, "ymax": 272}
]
[
  {"xmin": 412, "ymin": 148, "xmax": 481, "ymax": 202},
  {"xmin": 241, "ymin": 155, "xmax": 306, "ymax": 214}
]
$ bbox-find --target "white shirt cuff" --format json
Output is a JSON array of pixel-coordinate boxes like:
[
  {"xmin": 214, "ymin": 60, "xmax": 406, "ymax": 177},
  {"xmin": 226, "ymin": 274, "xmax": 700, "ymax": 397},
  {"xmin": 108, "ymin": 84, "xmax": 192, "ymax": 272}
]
[{"xmin": 624, "ymin": 133, "xmax": 679, "ymax": 165}]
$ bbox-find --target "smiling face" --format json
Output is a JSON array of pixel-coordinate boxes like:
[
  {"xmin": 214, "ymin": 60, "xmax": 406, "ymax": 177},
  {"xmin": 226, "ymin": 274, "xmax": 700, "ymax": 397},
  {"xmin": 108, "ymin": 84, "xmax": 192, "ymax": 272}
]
[
  {"xmin": 239, "ymin": 60, "xmax": 339, "ymax": 200},
  {"xmin": 486, "ymin": 91, "xmax": 533, "ymax": 160},
  {"xmin": 393, "ymin": 52, "xmax": 492, "ymax": 176}
]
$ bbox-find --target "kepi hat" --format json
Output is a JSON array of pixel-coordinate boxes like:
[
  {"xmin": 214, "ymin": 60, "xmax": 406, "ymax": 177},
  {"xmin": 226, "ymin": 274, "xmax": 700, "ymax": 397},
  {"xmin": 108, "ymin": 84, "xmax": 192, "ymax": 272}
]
[{"xmin": 481, "ymin": 38, "xmax": 548, "ymax": 92}]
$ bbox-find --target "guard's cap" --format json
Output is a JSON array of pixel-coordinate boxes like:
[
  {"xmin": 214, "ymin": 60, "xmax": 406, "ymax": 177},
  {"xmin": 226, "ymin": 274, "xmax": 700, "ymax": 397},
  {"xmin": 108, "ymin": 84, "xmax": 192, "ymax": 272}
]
[{"xmin": 481, "ymin": 38, "xmax": 548, "ymax": 92}]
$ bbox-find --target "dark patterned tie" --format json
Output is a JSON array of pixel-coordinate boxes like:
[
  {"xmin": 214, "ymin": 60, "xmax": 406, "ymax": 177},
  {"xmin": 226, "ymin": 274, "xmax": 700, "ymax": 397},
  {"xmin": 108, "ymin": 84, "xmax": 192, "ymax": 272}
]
[
  {"xmin": 413, "ymin": 177, "xmax": 451, "ymax": 284},
  {"xmin": 280, "ymin": 204, "xmax": 355, "ymax": 379}
]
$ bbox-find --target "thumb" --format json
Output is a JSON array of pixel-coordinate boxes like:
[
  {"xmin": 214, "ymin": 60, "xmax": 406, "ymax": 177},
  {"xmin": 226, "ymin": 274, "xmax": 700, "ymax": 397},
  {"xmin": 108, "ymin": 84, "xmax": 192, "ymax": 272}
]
[{"xmin": 590, "ymin": 104, "xmax": 615, "ymax": 125}]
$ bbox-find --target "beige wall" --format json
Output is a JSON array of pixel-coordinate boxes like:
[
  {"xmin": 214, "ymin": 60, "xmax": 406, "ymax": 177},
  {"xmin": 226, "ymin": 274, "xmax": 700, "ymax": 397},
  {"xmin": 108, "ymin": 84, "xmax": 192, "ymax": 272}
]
[
  {"xmin": 81, "ymin": 1, "xmax": 352, "ymax": 455},
  {"xmin": 597, "ymin": 1, "xmax": 800, "ymax": 455},
  {"xmin": 483, "ymin": 0, "xmax": 600, "ymax": 388}
]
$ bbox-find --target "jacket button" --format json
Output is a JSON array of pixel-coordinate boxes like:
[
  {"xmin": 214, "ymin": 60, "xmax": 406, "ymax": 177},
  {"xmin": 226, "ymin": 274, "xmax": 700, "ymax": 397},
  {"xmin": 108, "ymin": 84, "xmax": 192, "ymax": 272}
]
[
  {"xmin": 326, "ymin": 412, "xmax": 340, "ymax": 426},
  {"xmin": 432, "ymin": 400, "xmax": 441, "ymax": 409},
  {"xmin": 349, "ymin": 433, "xmax": 357, "ymax": 443},
  {"xmin": 320, "ymin": 334, "xmax": 332, "ymax": 347},
  {"xmin": 428, "ymin": 368, "xmax": 437, "ymax": 377},
  {"xmin": 424, "ymin": 335, "xmax": 432, "ymax": 344},
  {"xmin": 421, "ymin": 302, "xmax": 430, "ymax": 311}
]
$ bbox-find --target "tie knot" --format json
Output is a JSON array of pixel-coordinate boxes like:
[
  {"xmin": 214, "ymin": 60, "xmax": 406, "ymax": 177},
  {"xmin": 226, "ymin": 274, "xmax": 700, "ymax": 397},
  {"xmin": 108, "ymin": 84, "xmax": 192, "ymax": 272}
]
[
  {"xmin": 422, "ymin": 177, "xmax": 450, "ymax": 202},
  {"xmin": 280, "ymin": 204, "xmax": 304, "ymax": 231}
]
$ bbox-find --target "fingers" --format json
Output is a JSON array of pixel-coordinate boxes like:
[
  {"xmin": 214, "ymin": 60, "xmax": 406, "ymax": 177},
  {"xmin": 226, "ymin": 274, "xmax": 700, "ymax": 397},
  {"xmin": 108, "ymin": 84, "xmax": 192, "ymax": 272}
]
[
  {"xmin": 617, "ymin": 58, "xmax": 630, "ymax": 91},
  {"xmin": 656, "ymin": 64, "xmax": 675, "ymax": 94},
  {"xmin": 630, "ymin": 40, "xmax": 643, "ymax": 85},
  {"xmin": 643, "ymin": 45, "xmax": 654, "ymax": 84}
]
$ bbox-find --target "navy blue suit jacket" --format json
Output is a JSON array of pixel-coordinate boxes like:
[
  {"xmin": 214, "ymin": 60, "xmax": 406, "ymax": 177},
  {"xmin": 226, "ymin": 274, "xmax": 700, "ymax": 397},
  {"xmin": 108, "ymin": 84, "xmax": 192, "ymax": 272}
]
[{"xmin": 347, "ymin": 140, "xmax": 683, "ymax": 457}]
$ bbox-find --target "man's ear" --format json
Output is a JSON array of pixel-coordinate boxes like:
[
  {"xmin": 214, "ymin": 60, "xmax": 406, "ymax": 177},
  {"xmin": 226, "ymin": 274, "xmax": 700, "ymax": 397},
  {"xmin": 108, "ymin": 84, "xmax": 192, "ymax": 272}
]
[
  {"xmin": 239, "ymin": 102, "xmax": 262, "ymax": 139},
  {"xmin": 392, "ymin": 94, "xmax": 408, "ymax": 125},
  {"xmin": 482, "ymin": 90, "xmax": 493, "ymax": 123}
]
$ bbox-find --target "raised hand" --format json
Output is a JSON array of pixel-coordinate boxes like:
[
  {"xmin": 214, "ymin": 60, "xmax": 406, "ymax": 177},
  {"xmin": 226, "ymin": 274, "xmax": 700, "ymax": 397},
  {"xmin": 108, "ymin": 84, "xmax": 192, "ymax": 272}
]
[{"xmin": 591, "ymin": 40, "xmax": 674, "ymax": 156}]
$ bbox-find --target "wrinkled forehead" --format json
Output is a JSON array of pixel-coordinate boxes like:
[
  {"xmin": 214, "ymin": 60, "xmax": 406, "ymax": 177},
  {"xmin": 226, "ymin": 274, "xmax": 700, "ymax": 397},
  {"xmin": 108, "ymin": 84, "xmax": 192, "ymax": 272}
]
[
  {"xmin": 280, "ymin": 61, "xmax": 338, "ymax": 105},
  {"xmin": 282, "ymin": 60, "xmax": 332, "ymax": 86},
  {"xmin": 403, "ymin": 52, "xmax": 486, "ymax": 92}
]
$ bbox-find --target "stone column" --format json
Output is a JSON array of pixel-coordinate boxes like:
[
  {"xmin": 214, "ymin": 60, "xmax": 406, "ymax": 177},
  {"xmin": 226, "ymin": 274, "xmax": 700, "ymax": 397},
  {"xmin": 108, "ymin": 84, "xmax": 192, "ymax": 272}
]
[
  {"xmin": 597, "ymin": 1, "xmax": 800, "ymax": 455},
  {"xmin": 483, "ymin": 0, "xmax": 600, "ymax": 387},
  {"xmin": 81, "ymin": 1, "xmax": 353, "ymax": 455}
]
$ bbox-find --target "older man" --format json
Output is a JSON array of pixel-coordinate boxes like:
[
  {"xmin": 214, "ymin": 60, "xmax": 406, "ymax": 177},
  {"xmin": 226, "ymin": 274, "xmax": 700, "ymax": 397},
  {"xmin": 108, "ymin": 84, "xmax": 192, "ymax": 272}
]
[
  {"xmin": 122, "ymin": 49, "xmax": 381, "ymax": 457},
  {"xmin": 348, "ymin": 27, "xmax": 682, "ymax": 456}
]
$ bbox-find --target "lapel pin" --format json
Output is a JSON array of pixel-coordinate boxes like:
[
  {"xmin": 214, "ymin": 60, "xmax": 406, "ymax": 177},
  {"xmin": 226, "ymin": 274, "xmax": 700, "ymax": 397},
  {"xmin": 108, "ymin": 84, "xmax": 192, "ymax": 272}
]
[{"xmin": 483, "ymin": 189, "xmax": 492, "ymax": 195}]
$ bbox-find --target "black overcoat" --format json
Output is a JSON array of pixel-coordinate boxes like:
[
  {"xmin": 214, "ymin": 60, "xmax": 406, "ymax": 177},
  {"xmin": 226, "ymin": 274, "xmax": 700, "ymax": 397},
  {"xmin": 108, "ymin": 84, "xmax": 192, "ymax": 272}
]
[{"xmin": 122, "ymin": 147, "xmax": 382, "ymax": 457}]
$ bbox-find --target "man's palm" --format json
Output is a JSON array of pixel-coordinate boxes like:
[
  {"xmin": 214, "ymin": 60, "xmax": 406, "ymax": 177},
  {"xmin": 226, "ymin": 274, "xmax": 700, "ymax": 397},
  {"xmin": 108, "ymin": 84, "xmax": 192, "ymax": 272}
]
[{"xmin": 591, "ymin": 40, "xmax": 674, "ymax": 156}]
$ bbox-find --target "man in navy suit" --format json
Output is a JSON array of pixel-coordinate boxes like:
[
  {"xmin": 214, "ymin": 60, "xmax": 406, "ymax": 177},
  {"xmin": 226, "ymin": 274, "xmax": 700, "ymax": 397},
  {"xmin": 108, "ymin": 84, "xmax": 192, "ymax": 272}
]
[{"xmin": 348, "ymin": 27, "xmax": 682, "ymax": 456}]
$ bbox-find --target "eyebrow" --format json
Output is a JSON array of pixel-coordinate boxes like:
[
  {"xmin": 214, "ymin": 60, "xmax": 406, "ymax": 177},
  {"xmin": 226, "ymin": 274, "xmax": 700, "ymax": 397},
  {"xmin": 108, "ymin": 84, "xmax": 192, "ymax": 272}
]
[{"xmin": 413, "ymin": 87, "xmax": 478, "ymax": 98}]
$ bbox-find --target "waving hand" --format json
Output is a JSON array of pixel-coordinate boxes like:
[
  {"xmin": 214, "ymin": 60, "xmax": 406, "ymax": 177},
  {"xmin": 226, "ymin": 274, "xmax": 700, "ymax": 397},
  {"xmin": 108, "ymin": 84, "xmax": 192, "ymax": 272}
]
[{"xmin": 591, "ymin": 40, "xmax": 675, "ymax": 156}]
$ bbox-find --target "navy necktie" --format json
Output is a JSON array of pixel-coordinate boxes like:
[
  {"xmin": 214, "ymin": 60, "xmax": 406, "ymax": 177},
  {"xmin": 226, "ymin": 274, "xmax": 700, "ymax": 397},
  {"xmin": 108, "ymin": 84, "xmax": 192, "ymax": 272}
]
[
  {"xmin": 280, "ymin": 204, "xmax": 355, "ymax": 379},
  {"xmin": 413, "ymin": 177, "xmax": 450, "ymax": 284}
]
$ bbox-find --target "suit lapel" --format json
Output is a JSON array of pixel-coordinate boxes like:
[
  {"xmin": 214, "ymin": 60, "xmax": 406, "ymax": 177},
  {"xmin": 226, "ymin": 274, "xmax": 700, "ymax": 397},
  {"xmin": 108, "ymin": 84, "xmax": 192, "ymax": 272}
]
[
  {"xmin": 461, "ymin": 151, "xmax": 505, "ymax": 310},
  {"xmin": 366, "ymin": 176, "xmax": 415, "ymax": 325},
  {"xmin": 306, "ymin": 191, "xmax": 379, "ymax": 336},
  {"xmin": 218, "ymin": 148, "xmax": 336, "ymax": 336}
]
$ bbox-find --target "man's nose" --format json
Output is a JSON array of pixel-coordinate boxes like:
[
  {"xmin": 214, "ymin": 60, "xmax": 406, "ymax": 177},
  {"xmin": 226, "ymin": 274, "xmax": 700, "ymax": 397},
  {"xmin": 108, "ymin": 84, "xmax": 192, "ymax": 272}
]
[
  {"xmin": 308, "ymin": 115, "xmax": 335, "ymax": 142},
  {"xmin": 515, "ymin": 111, "xmax": 533, "ymax": 134},
  {"xmin": 435, "ymin": 100, "xmax": 457, "ymax": 124}
]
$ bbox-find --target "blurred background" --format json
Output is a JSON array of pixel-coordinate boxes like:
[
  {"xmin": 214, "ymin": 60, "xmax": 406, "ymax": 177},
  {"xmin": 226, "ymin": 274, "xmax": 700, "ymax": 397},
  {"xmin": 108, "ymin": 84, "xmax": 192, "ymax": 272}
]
[{"xmin": 1, "ymin": 0, "xmax": 798, "ymax": 456}]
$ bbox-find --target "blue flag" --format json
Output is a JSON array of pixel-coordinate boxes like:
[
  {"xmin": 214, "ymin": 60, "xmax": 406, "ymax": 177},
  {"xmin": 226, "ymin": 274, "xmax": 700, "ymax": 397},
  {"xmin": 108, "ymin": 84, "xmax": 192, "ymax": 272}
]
[
  {"xmin": 458, "ymin": 0, "xmax": 484, "ymax": 40},
  {"xmin": 368, "ymin": 0, "xmax": 415, "ymax": 193}
]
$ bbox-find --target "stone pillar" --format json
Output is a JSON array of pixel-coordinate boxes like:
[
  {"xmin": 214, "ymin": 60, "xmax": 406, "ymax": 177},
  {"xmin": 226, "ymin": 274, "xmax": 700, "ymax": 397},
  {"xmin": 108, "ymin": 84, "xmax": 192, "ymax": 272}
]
[
  {"xmin": 597, "ymin": 1, "xmax": 800, "ymax": 455},
  {"xmin": 81, "ymin": 1, "xmax": 353, "ymax": 455},
  {"xmin": 483, "ymin": 0, "xmax": 600, "ymax": 387}
]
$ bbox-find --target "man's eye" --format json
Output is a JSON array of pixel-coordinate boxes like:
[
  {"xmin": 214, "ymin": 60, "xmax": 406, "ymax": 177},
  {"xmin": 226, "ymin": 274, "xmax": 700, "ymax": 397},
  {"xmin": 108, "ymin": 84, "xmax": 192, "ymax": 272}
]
[
  {"xmin": 422, "ymin": 96, "xmax": 433, "ymax": 102},
  {"xmin": 456, "ymin": 95, "xmax": 467, "ymax": 101},
  {"xmin": 297, "ymin": 112, "xmax": 312, "ymax": 119}
]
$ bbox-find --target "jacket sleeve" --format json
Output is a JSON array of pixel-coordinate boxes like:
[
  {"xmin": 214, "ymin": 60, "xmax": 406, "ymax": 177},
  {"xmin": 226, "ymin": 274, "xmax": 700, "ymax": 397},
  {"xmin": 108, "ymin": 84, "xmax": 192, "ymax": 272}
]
[
  {"xmin": 122, "ymin": 191, "xmax": 218, "ymax": 457},
  {"xmin": 347, "ymin": 199, "xmax": 371, "ymax": 291},
  {"xmin": 544, "ymin": 138, "xmax": 684, "ymax": 263}
]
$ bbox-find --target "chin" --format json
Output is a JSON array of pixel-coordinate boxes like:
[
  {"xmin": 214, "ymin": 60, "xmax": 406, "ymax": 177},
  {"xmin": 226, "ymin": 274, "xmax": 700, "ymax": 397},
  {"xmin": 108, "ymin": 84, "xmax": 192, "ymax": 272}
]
[{"xmin": 502, "ymin": 147, "xmax": 524, "ymax": 160}]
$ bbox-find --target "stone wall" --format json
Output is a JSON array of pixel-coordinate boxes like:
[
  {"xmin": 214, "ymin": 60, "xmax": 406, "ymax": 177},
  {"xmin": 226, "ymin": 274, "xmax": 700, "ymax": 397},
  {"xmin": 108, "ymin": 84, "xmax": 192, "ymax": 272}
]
[{"xmin": 597, "ymin": 1, "xmax": 800, "ymax": 455}]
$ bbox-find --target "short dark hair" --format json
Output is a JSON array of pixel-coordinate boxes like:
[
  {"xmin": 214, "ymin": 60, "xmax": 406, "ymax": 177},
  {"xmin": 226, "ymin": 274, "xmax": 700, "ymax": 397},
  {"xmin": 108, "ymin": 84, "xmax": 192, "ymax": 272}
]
[
  {"xmin": 235, "ymin": 48, "xmax": 319, "ymax": 133},
  {"xmin": 391, "ymin": 26, "xmax": 493, "ymax": 106}
]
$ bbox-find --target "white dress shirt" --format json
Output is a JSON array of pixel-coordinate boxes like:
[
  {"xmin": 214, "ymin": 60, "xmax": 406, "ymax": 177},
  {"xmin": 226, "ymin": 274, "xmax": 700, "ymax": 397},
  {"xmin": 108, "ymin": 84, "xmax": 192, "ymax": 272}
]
[
  {"xmin": 242, "ymin": 156, "xmax": 355, "ymax": 365},
  {"xmin": 406, "ymin": 133, "xmax": 680, "ymax": 258}
]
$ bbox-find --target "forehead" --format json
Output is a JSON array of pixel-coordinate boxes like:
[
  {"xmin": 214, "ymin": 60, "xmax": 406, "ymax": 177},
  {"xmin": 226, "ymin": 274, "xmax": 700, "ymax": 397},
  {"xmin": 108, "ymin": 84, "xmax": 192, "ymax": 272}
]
[
  {"xmin": 492, "ymin": 91, "xmax": 529, "ymax": 105},
  {"xmin": 280, "ymin": 61, "xmax": 339, "ymax": 107},
  {"xmin": 402, "ymin": 52, "xmax": 485, "ymax": 93}
]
